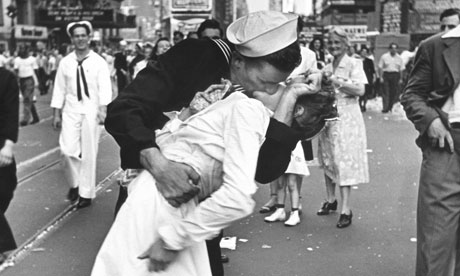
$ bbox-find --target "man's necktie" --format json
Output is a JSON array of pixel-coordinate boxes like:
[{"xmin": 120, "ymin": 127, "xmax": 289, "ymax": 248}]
[{"xmin": 76, "ymin": 57, "xmax": 90, "ymax": 101}]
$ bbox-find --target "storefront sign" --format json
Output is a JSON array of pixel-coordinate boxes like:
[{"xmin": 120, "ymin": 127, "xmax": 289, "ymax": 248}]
[
  {"xmin": 14, "ymin": 25, "xmax": 48, "ymax": 40},
  {"xmin": 330, "ymin": 0, "xmax": 355, "ymax": 4},
  {"xmin": 171, "ymin": 0, "xmax": 212, "ymax": 13},
  {"xmin": 327, "ymin": 25, "xmax": 368, "ymax": 43},
  {"xmin": 36, "ymin": 9, "xmax": 113, "ymax": 24}
]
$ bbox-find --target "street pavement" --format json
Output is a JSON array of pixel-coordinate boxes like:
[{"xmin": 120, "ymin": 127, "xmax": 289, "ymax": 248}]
[{"xmin": 0, "ymin": 94, "xmax": 422, "ymax": 276}]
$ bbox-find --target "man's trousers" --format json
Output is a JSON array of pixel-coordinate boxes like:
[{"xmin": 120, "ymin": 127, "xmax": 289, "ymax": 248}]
[
  {"xmin": 19, "ymin": 77, "xmax": 37, "ymax": 124},
  {"xmin": 60, "ymin": 112, "xmax": 101, "ymax": 199},
  {"xmin": 382, "ymin": 72, "xmax": 401, "ymax": 112},
  {"xmin": 416, "ymin": 127, "xmax": 460, "ymax": 276},
  {"xmin": 0, "ymin": 161, "xmax": 17, "ymax": 253}
]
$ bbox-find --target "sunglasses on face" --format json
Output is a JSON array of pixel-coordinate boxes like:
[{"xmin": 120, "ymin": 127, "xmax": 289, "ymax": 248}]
[{"xmin": 441, "ymin": 24, "xmax": 457, "ymax": 31}]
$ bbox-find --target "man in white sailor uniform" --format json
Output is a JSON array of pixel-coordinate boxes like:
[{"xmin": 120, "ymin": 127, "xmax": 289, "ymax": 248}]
[{"xmin": 51, "ymin": 21, "xmax": 112, "ymax": 208}]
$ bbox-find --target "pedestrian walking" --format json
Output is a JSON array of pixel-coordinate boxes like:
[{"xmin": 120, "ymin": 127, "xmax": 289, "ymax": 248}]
[
  {"xmin": 173, "ymin": 31, "xmax": 184, "ymax": 45},
  {"xmin": 358, "ymin": 47, "xmax": 376, "ymax": 112},
  {"xmin": 316, "ymin": 26, "xmax": 369, "ymax": 229},
  {"xmin": 104, "ymin": 10, "xmax": 322, "ymax": 276},
  {"xmin": 0, "ymin": 49, "xmax": 7, "ymax": 68},
  {"xmin": 36, "ymin": 50, "xmax": 49, "ymax": 95},
  {"xmin": 50, "ymin": 21, "xmax": 112, "ymax": 209},
  {"xmin": 378, "ymin": 42, "xmax": 404, "ymax": 113},
  {"xmin": 46, "ymin": 49, "xmax": 58, "ymax": 94},
  {"xmin": 128, "ymin": 42, "xmax": 144, "ymax": 79},
  {"xmin": 132, "ymin": 43, "xmax": 153, "ymax": 79},
  {"xmin": 114, "ymin": 40, "xmax": 129, "ymax": 94},
  {"xmin": 401, "ymin": 24, "xmax": 460, "ymax": 276},
  {"xmin": 14, "ymin": 46, "xmax": 40, "ymax": 126},
  {"xmin": 0, "ymin": 67, "xmax": 19, "ymax": 264}
]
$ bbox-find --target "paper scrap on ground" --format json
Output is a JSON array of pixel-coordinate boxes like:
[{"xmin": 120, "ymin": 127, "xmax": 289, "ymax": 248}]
[
  {"xmin": 262, "ymin": 244, "xmax": 272, "ymax": 249},
  {"xmin": 220, "ymin": 236, "xmax": 237, "ymax": 250}
]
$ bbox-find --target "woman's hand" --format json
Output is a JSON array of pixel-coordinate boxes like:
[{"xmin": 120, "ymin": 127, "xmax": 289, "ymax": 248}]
[
  {"xmin": 97, "ymin": 105, "xmax": 107, "ymax": 125},
  {"xmin": 138, "ymin": 239, "xmax": 180, "ymax": 272}
]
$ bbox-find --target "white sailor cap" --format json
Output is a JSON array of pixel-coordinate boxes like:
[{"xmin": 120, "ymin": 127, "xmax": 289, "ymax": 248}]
[
  {"xmin": 226, "ymin": 11, "xmax": 298, "ymax": 57},
  {"xmin": 66, "ymin": 21, "xmax": 93, "ymax": 37}
]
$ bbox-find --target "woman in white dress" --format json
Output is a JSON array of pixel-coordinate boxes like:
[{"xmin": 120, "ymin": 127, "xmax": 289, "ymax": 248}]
[
  {"xmin": 316, "ymin": 27, "xmax": 370, "ymax": 229},
  {"xmin": 91, "ymin": 76, "xmax": 337, "ymax": 275}
]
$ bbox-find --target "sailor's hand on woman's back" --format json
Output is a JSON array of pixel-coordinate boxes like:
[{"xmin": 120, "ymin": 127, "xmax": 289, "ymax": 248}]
[{"xmin": 140, "ymin": 147, "xmax": 201, "ymax": 207}]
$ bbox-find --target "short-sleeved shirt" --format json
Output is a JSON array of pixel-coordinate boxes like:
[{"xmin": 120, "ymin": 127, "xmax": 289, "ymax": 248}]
[
  {"xmin": 378, "ymin": 52, "xmax": 404, "ymax": 73},
  {"xmin": 14, "ymin": 56, "xmax": 38, "ymax": 78}
]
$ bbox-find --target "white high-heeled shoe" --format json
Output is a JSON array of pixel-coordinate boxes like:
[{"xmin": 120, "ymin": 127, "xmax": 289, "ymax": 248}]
[
  {"xmin": 264, "ymin": 208, "xmax": 286, "ymax": 222},
  {"xmin": 284, "ymin": 210, "xmax": 300, "ymax": 226}
]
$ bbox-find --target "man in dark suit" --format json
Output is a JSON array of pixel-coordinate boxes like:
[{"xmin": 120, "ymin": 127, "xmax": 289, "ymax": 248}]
[
  {"xmin": 0, "ymin": 67, "xmax": 19, "ymax": 264},
  {"xmin": 401, "ymin": 25, "xmax": 460, "ymax": 276}
]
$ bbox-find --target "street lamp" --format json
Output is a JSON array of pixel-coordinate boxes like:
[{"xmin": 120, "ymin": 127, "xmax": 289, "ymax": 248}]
[{"xmin": 6, "ymin": 3, "xmax": 17, "ymax": 54}]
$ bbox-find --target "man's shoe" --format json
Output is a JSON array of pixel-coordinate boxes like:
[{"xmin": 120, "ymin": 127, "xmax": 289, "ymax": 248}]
[
  {"xmin": 264, "ymin": 208, "xmax": 286, "ymax": 222},
  {"xmin": 284, "ymin": 210, "xmax": 300, "ymax": 227},
  {"xmin": 317, "ymin": 200, "xmax": 338, "ymax": 216},
  {"xmin": 337, "ymin": 211, "xmax": 353, "ymax": 228},
  {"xmin": 30, "ymin": 119, "xmax": 40, "ymax": 125},
  {"xmin": 67, "ymin": 187, "xmax": 79, "ymax": 202},
  {"xmin": 77, "ymin": 197, "xmax": 92, "ymax": 209},
  {"xmin": 221, "ymin": 254, "xmax": 229, "ymax": 263},
  {"xmin": 19, "ymin": 121, "xmax": 28, "ymax": 126}
]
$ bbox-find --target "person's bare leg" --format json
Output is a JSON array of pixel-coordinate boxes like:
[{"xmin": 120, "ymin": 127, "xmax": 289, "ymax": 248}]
[
  {"xmin": 286, "ymin": 174, "xmax": 300, "ymax": 209},
  {"xmin": 339, "ymin": 186, "xmax": 351, "ymax": 215},
  {"xmin": 265, "ymin": 177, "xmax": 287, "ymax": 222},
  {"xmin": 259, "ymin": 180, "xmax": 278, "ymax": 213},
  {"xmin": 325, "ymin": 174, "xmax": 336, "ymax": 203},
  {"xmin": 317, "ymin": 174, "xmax": 338, "ymax": 215}
]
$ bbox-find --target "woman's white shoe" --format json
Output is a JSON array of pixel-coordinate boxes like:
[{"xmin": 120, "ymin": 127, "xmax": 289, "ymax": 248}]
[
  {"xmin": 284, "ymin": 210, "xmax": 300, "ymax": 226},
  {"xmin": 264, "ymin": 208, "xmax": 286, "ymax": 222}
]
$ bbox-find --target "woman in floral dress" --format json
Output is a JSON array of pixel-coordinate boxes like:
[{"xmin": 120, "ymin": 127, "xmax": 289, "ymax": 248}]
[{"xmin": 316, "ymin": 27, "xmax": 369, "ymax": 228}]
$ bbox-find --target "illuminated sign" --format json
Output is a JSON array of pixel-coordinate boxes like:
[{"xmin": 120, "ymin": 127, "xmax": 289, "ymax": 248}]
[
  {"xmin": 36, "ymin": 9, "xmax": 113, "ymax": 24},
  {"xmin": 171, "ymin": 0, "xmax": 212, "ymax": 12}
]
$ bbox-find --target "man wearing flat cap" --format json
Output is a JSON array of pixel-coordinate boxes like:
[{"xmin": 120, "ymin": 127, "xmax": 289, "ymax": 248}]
[
  {"xmin": 51, "ymin": 21, "xmax": 112, "ymax": 209},
  {"xmin": 105, "ymin": 11, "xmax": 319, "ymax": 275}
]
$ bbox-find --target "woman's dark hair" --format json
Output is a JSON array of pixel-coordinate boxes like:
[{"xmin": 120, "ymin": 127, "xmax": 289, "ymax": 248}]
[
  {"xmin": 150, "ymin": 37, "xmax": 171, "ymax": 61},
  {"xmin": 309, "ymin": 37, "xmax": 324, "ymax": 51},
  {"xmin": 293, "ymin": 91, "xmax": 338, "ymax": 140},
  {"xmin": 241, "ymin": 41, "xmax": 301, "ymax": 73}
]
